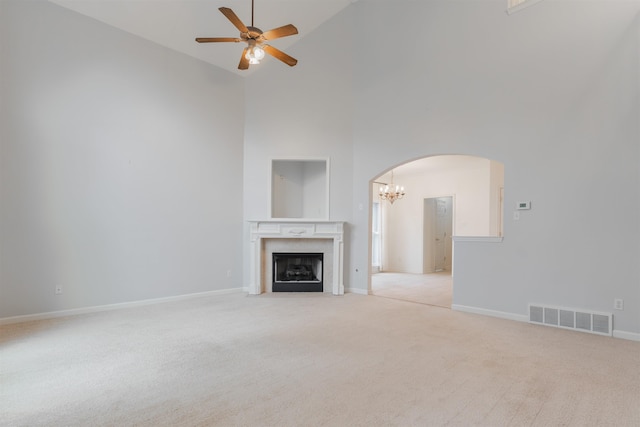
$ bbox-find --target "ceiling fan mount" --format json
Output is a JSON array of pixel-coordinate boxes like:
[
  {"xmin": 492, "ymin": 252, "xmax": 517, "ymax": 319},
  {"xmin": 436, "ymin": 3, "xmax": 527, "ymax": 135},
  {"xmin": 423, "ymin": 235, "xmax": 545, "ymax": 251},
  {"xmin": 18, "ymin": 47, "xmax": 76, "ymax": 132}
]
[{"xmin": 195, "ymin": 1, "xmax": 298, "ymax": 70}]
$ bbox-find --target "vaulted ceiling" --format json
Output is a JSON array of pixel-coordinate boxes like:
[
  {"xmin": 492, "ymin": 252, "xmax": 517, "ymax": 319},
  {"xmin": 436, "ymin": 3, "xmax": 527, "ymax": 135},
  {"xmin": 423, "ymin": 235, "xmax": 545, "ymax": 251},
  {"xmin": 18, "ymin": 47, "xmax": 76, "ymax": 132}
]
[{"xmin": 49, "ymin": 0, "xmax": 359, "ymax": 75}]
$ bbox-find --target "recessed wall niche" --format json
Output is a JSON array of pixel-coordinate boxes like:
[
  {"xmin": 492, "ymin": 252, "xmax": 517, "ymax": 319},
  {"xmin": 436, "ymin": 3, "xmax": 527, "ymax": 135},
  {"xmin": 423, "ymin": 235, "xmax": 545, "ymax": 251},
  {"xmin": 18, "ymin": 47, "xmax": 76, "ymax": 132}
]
[{"xmin": 271, "ymin": 159, "xmax": 329, "ymax": 219}]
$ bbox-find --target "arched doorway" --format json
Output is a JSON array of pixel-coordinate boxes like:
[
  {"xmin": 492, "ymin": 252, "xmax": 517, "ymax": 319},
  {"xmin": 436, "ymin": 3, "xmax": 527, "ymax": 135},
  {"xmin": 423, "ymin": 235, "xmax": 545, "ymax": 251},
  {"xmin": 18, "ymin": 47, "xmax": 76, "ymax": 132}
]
[{"xmin": 369, "ymin": 155, "xmax": 504, "ymax": 307}]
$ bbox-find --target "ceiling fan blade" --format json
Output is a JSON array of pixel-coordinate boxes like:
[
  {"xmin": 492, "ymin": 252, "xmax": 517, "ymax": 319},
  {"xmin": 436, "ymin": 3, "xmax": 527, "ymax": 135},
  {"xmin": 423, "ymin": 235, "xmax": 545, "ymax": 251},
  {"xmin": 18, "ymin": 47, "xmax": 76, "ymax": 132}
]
[
  {"xmin": 261, "ymin": 24, "xmax": 298, "ymax": 41},
  {"xmin": 195, "ymin": 37, "xmax": 242, "ymax": 43},
  {"xmin": 263, "ymin": 45, "xmax": 298, "ymax": 67},
  {"xmin": 238, "ymin": 48, "xmax": 250, "ymax": 70},
  {"xmin": 219, "ymin": 7, "xmax": 249, "ymax": 33}
]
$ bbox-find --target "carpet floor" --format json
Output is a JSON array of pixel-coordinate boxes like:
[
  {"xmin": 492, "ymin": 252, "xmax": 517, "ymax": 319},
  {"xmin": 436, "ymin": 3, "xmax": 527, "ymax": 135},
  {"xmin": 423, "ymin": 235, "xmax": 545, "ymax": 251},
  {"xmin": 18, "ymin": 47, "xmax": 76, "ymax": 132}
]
[
  {"xmin": 372, "ymin": 272, "xmax": 452, "ymax": 308},
  {"xmin": 2, "ymin": 292, "xmax": 639, "ymax": 426}
]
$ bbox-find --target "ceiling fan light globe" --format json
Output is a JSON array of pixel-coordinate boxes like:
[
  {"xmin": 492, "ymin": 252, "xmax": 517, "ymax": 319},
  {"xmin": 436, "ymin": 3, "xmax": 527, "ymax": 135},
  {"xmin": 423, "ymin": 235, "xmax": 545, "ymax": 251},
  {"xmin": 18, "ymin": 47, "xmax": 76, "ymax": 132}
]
[{"xmin": 253, "ymin": 46, "xmax": 265, "ymax": 60}]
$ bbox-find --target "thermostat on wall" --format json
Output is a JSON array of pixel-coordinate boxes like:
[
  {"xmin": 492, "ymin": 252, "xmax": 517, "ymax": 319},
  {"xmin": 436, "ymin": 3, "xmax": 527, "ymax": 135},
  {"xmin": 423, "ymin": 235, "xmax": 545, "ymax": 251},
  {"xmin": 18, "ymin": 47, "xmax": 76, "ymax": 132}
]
[{"xmin": 517, "ymin": 201, "xmax": 531, "ymax": 210}]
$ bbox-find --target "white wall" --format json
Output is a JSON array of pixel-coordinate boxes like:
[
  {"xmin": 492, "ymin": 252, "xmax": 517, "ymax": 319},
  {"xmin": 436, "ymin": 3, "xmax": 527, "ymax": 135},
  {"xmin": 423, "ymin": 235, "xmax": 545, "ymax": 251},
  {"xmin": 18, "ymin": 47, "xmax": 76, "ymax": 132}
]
[
  {"xmin": 242, "ymin": 6, "xmax": 355, "ymax": 280},
  {"xmin": 347, "ymin": 0, "xmax": 640, "ymax": 335},
  {"xmin": 0, "ymin": 1, "xmax": 245, "ymax": 318},
  {"xmin": 242, "ymin": 8, "xmax": 354, "ymax": 222},
  {"xmin": 302, "ymin": 161, "xmax": 327, "ymax": 218},
  {"xmin": 272, "ymin": 161, "xmax": 304, "ymax": 218},
  {"xmin": 242, "ymin": 0, "xmax": 640, "ymax": 336}
]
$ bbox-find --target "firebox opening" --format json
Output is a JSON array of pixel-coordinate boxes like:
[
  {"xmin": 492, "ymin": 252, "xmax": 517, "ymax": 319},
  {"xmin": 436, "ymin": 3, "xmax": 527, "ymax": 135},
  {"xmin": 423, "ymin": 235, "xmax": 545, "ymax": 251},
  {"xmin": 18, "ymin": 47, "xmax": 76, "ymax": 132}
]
[{"xmin": 272, "ymin": 253, "xmax": 323, "ymax": 292}]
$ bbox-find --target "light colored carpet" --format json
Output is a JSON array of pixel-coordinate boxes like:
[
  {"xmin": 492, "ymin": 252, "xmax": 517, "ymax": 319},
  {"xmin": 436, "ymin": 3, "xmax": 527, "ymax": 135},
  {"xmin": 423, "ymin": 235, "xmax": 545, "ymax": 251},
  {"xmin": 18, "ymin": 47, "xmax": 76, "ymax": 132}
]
[
  {"xmin": 2, "ymin": 292, "xmax": 639, "ymax": 426},
  {"xmin": 372, "ymin": 272, "xmax": 452, "ymax": 308}
]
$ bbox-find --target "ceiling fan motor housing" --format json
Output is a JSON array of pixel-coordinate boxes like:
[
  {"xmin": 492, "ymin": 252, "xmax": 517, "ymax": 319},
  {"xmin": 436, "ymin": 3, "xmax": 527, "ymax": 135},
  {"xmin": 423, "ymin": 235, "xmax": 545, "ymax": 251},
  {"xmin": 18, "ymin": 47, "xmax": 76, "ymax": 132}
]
[{"xmin": 244, "ymin": 26, "xmax": 263, "ymax": 40}]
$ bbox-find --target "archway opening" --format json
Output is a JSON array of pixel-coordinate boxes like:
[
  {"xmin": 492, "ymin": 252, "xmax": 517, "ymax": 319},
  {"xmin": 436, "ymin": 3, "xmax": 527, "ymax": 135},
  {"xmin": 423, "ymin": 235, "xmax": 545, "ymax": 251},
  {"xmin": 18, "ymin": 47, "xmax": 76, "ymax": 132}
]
[{"xmin": 369, "ymin": 155, "xmax": 504, "ymax": 307}]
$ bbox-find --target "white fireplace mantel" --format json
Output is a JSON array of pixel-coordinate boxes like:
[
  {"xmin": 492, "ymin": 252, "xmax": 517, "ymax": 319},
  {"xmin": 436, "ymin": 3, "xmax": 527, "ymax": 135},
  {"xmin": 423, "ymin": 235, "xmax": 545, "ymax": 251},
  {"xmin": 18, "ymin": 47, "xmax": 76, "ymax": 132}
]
[{"xmin": 248, "ymin": 221, "xmax": 345, "ymax": 295}]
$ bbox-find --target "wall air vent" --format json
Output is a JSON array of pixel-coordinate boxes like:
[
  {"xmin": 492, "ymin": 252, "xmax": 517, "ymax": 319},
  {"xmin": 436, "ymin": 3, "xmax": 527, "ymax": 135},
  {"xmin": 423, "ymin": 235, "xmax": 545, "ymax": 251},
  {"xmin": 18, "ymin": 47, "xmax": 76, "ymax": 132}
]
[{"xmin": 529, "ymin": 304, "xmax": 612, "ymax": 337}]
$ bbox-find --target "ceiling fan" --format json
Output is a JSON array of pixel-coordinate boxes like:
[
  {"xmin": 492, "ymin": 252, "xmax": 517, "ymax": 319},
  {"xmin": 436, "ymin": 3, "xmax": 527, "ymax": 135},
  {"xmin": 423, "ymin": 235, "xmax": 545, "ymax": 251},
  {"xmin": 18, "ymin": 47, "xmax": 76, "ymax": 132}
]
[{"xmin": 195, "ymin": 0, "xmax": 299, "ymax": 70}]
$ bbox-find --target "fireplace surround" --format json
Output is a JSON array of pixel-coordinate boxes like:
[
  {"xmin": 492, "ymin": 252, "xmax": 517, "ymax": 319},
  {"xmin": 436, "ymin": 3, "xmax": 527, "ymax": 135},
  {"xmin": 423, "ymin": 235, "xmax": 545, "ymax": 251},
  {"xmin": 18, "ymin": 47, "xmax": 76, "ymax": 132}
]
[{"xmin": 248, "ymin": 221, "xmax": 345, "ymax": 295}]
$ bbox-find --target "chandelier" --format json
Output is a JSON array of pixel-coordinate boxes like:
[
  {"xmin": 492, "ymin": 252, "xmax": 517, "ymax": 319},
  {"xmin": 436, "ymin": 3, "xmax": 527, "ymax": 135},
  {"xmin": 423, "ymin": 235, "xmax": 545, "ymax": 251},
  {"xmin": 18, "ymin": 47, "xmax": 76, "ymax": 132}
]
[{"xmin": 379, "ymin": 170, "xmax": 406, "ymax": 204}]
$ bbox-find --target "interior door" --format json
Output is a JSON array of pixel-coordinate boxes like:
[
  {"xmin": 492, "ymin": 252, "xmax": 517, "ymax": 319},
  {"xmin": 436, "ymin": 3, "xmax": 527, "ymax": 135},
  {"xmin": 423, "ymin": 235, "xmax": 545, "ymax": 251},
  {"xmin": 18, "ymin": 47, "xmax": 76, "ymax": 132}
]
[
  {"xmin": 434, "ymin": 198, "xmax": 448, "ymax": 271},
  {"xmin": 423, "ymin": 199, "xmax": 436, "ymax": 273},
  {"xmin": 424, "ymin": 196, "xmax": 453, "ymax": 273}
]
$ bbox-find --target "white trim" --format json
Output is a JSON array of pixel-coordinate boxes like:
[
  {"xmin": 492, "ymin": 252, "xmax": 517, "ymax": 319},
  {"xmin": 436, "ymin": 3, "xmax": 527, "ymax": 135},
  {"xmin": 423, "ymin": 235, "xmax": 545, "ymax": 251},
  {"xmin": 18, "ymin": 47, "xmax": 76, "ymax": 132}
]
[
  {"xmin": 0, "ymin": 288, "xmax": 243, "ymax": 326},
  {"xmin": 346, "ymin": 287, "xmax": 368, "ymax": 295},
  {"xmin": 506, "ymin": 0, "xmax": 545, "ymax": 15},
  {"xmin": 452, "ymin": 304, "xmax": 529, "ymax": 323},
  {"xmin": 613, "ymin": 330, "xmax": 640, "ymax": 342},
  {"xmin": 260, "ymin": 218, "xmax": 334, "ymax": 223},
  {"xmin": 453, "ymin": 236, "xmax": 503, "ymax": 243}
]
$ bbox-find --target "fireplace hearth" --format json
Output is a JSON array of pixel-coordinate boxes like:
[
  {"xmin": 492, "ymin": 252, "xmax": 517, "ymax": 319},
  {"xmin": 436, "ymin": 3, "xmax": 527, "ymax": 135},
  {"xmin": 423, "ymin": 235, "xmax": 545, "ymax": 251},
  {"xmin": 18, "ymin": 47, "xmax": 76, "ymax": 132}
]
[{"xmin": 273, "ymin": 253, "xmax": 323, "ymax": 292}]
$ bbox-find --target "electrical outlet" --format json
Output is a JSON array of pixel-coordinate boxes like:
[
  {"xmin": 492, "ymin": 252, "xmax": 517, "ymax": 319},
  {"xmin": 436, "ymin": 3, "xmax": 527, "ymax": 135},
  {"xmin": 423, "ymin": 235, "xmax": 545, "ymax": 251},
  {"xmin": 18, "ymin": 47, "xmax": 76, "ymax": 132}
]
[
  {"xmin": 614, "ymin": 299, "xmax": 624, "ymax": 310},
  {"xmin": 55, "ymin": 286, "xmax": 63, "ymax": 295}
]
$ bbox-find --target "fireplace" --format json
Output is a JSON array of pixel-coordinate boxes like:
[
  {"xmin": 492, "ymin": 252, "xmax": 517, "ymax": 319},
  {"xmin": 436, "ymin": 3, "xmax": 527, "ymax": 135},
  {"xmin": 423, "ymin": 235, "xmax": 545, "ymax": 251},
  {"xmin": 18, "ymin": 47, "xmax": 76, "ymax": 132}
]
[
  {"xmin": 248, "ymin": 221, "xmax": 345, "ymax": 295},
  {"xmin": 272, "ymin": 253, "xmax": 323, "ymax": 292}
]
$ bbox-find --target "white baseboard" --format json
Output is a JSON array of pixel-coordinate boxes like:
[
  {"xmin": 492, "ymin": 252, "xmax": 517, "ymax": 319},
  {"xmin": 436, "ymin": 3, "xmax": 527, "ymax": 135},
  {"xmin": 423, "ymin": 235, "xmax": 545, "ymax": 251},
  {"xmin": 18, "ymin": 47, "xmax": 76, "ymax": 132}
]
[
  {"xmin": 345, "ymin": 287, "xmax": 368, "ymax": 295},
  {"xmin": 0, "ymin": 288, "xmax": 244, "ymax": 326},
  {"xmin": 613, "ymin": 329, "xmax": 640, "ymax": 342},
  {"xmin": 451, "ymin": 304, "xmax": 529, "ymax": 323},
  {"xmin": 452, "ymin": 304, "xmax": 640, "ymax": 342}
]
